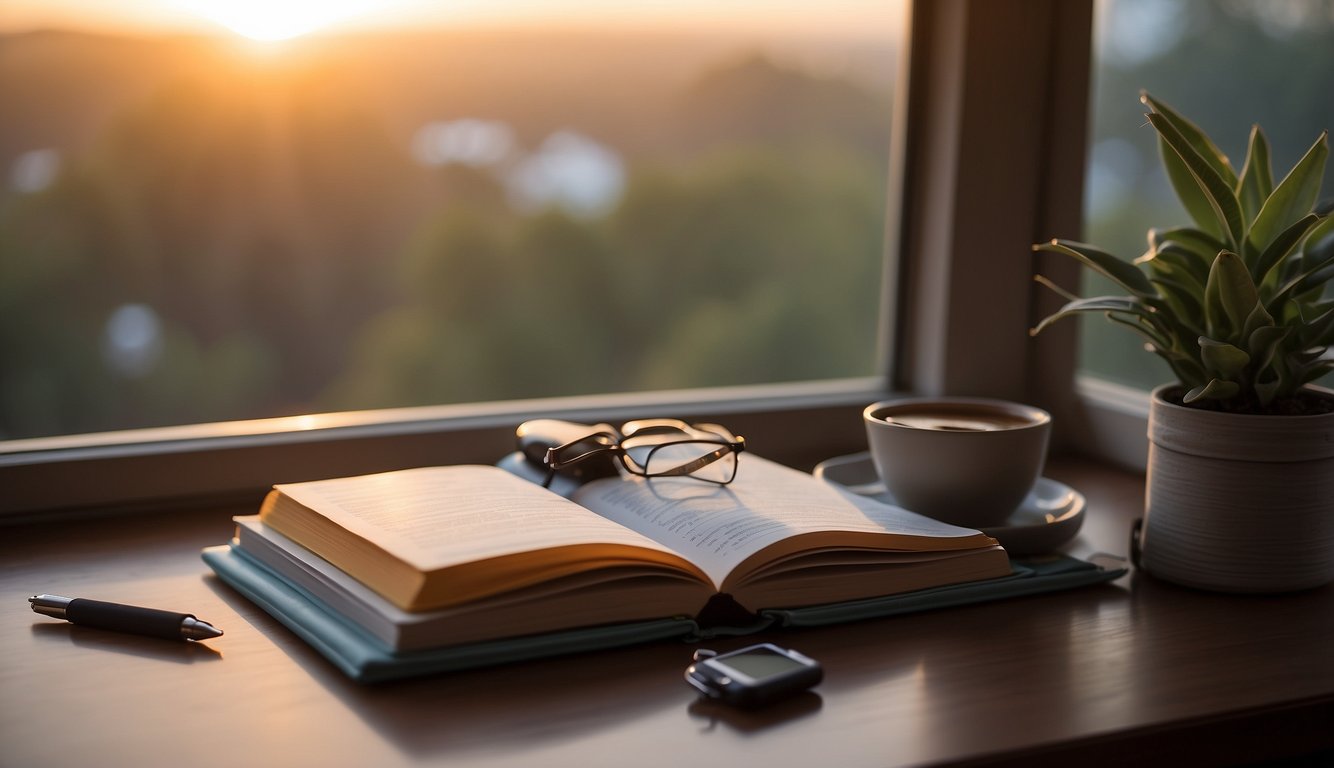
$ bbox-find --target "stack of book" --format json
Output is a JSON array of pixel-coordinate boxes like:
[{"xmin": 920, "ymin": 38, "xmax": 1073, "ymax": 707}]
[{"xmin": 203, "ymin": 454, "xmax": 1122, "ymax": 682}]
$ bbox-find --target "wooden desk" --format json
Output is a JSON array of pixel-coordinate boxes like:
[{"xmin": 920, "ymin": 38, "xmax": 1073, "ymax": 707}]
[{"xmin": 2, "ymin": 457, "xmax": 1332, "ymax": 767}]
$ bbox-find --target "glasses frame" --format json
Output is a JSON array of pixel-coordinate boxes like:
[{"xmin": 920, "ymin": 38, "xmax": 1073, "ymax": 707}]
[{"xmin": 542, "ymin": 420, "xmax": 745, "ymax": 488}]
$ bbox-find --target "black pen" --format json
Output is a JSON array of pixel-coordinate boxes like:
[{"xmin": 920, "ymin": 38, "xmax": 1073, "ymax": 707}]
[{"xmin": 29, "ymin": 594, "xmax": 224, "ymax": 641}]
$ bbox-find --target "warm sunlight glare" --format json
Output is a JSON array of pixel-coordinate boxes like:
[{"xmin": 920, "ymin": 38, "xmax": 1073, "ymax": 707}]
[{"xmin": 175, "ymin": 0, "xmax": 378, "ymax": 41}]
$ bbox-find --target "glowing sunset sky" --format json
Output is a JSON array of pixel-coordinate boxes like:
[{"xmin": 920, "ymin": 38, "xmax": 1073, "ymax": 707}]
[{"xmin": 0, "ymin": 0, "xmax": 905, "ymax": 41}]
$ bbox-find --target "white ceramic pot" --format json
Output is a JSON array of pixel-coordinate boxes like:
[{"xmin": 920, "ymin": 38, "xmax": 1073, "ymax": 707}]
[{"xmin": 1137, "ymin": 384, "xmax": 1334, "ymax": 593}]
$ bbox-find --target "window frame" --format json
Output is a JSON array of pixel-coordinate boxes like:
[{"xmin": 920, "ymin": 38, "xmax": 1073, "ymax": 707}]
[{"xmin": 2, "ymin": 0, "xmax": 1151, "ymax": 522}]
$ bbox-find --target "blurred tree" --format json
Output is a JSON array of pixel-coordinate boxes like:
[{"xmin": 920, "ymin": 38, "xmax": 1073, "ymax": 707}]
[
  {"xmin": 1, "ymin": 29, "xmax": 894, "ymax": 437},
  {"xmin": 326, "ymin": 144, "xmax": 884, "ymax": 407},
  {"xmin": 613, "ymin": 146, "xmax": 883, "ymax": 388}
]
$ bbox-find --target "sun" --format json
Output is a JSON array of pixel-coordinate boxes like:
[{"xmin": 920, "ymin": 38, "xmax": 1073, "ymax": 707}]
[{"xmin": 177, "ymin": 0, "xmax": 380, "ymax": 41}]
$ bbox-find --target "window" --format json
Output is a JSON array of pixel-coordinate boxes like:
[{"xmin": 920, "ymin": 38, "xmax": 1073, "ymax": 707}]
[
  {"xmin": 1, "ymin": 1, "xmax": 905, "ymax": 442},
  {"xmin": 1082, "ymin": 0, "xmax": 1334, "ymax": 391},
  {"xmin": 2, "ymin": 1, "xmax": 1097, "ymax": 518}
]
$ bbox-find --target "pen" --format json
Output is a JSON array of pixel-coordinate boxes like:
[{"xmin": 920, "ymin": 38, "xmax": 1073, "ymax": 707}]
[{"xmin": 28, "ymin": 594, "xmax": 224, "ymax": 641}]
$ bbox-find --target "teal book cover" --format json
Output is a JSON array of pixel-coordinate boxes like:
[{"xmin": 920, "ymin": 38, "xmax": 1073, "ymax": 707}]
[{"xmin": 202, "ymin": 543, "xmax": 1124, "ymax": 682}]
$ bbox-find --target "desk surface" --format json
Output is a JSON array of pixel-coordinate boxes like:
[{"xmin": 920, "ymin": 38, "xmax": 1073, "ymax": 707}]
[{"xmin": 2, "ymin": 456, "xmax": 1332, "ymax": 768}]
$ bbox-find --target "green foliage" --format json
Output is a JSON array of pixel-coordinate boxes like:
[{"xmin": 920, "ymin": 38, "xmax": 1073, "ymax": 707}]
[
  {"xmin": 1, "ymin": 32, "xmax": 892, "ymax": 438},
  {"xmin": 328, "ymin": 146, "xmax": 885, "ymax": 408},
  {"xmin": 1035, "ymin": 94, "xmax": 1332, "ymax": 413}
]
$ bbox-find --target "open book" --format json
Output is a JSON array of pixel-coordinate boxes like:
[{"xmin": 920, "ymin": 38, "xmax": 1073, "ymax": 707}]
[{"xmin": 248, "ymin": 455, "xmax": 1009, "ymax": 649}]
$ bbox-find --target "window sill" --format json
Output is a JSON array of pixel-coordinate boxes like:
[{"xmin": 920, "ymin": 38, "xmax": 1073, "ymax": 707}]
[{"xmin": 1, "ymin": 377, "xmax": 885, "ymax": 521}]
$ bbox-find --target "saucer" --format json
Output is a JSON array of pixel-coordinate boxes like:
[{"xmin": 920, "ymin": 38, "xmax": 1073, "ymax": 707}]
[{"xmin": 813, "ymin": 451, "xmax": 1085, "ymax": 556}]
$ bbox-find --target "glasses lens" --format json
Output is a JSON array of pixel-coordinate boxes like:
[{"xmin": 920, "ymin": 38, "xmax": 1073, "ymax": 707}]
[
  {"xmin": 639, "ymin": 440, "xmax": 738, "ymax": 483},
  {"xmin": 621, "ymin": 428, "xmax": 688, "ymax": 472}
]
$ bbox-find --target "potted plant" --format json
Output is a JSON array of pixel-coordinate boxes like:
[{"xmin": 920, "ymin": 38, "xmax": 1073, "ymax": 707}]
[{"xmin": 1032, "ymin": 93, "xmax": 1334, "ymax": 593}]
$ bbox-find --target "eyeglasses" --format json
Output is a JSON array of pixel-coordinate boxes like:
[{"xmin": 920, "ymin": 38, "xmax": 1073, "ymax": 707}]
[{"xmin": 542, "ymin": 419, "xmax": 745, "ymax": 488}]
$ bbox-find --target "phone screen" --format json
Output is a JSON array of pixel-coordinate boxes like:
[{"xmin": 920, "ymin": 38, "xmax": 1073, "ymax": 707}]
[{"xmin": 716, "ymin": 647, "xmax": 807, "ymax": 681}]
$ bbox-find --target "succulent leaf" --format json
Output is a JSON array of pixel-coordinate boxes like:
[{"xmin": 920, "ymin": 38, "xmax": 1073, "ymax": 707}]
[
  {"xmin": 1255, "ymin": 375, "xmax": 1281, "ymax": 408},
  {"xmin": 1236, "ymin": 124, "xmax": 1274, "ymax": 225},
  {"xmin": 1247, "ymin": 132, "xmax": 1328, "ymax": 258},
  {"xmin": 1270, "ymin": 246, "xmax": 1334, "ymax": 309},
  {"xmin": 1137, "ymin": 241, "xmax": 1212, "ymax": 287},
  {"xmin": 1199, "ymin": 336, "xmax": 1250, "ymax": 377},
  {"xmin": 1146, "ymin": 112, "xmax": 1246, "ymax": 250},
  {"xmin": 1250, "ymin": 213, "xmax": 1319, "ymax": 290},
  {"xmin": 1105, "ymin": 312, "xmax": 1173, "ymax": 353},
  {"xmin": 1242, "ymin": 300, "xmax": 1274, "ymax": 336},
  {"xmin": 1149, "ymin": 274, "xmax": 1205, "ymax": 328},
  {"xmin": 1184, "ymin": 378, "xmax": 1241, "ymax": 403},
  {"xmin": 1298, "ymin": 359, "xmax": 1334, "ymax": 386},
  {"xmin": 1155, "ymin": 138, "xmax": 1225, "ymax": 241},
  {"xmin": 1204, "ymin": 251, "xmax": 1258, "ymax": 338},
  {"xmin": 1034, "ymin": 240, "xmax": 1154, "ymax": 297},
  {"xmin": 1302, "ymin": 214, "xmax": 1334, "ymax": 265},
  {"xmin": 1293, "ymin": 347, "xmax": 1327, "ymax": 365},
  {"xmin": 1303, "ymin": 302, "xmax": 1334, "ymax": 347},
  {"xmin": 1032, "ymin": 274, "xmax": 1080, "ymax": 302},
  {"xmin": 1141, "ymin": 92, "xmax": 1238, "ymax": 187},
  {"xmin": 1149, "ymin": 227, "xmax": 1226, "ymax": 264},
  {"xmin": 1246, "ymin": 325, "xmax": 1288, "ymax": 371},
  {"xmin": 1029, "ymin": 295, "xmax": 1157, "ymax": 337}
]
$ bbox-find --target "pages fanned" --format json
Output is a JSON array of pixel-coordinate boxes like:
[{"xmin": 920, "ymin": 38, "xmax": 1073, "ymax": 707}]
[{"xmin": 243, "ymin": 455, "xmax": 1009, "ymax": 650}]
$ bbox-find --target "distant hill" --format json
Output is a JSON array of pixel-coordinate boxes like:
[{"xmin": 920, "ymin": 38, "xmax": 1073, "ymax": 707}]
[{"xmin": 0, "ymin": 27, "xmax": 896, "ymax": 172}]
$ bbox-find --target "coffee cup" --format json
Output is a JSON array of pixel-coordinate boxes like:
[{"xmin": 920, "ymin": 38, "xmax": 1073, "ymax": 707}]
[{"xmin": 863, "ymin": 397, "xmax": 1052, "ymax": 528}]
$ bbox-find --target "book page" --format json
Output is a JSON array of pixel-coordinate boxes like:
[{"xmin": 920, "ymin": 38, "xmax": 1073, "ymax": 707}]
[
  {"xmin": 571, "ymin": 455, "xmax": 983, "ymax": 588},
  {"xmin": 275, "ymin": 465, "xmax": 687, "ymax": 571}
]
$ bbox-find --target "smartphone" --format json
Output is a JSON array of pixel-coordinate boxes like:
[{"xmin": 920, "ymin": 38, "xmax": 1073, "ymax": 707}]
[{"xmin": 684, "ymin": 643, "xmax": 822, "ymax": 708}]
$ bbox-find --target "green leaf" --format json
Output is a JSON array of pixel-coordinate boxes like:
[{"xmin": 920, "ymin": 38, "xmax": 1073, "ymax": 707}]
[
  {"xmin": 1293, "ymin": 346, "xmax": 1328, "ymax": 365},
  {"xmin": 1105, "ymin": 312, "xmax": 1172, "ymax": 352},
  {"xmin": 1153, "ymin": 138, "xmax": 1225, "ymax": 242},
  {"xmin": 1030, "ymin": 295, "xmax": 1156, "ymax": 337},
  {"xmin": 1270, "ymin": 246, "xmax": 1334, "ymax": 309},
  {"xmin": 1146, "ymin": 112, "xmax": 1246, "ymax": 250},
  {"xmin": 1303, "ymin": 302, "xmax": 1334, "ymax": 347},
  {"xmin": 1298, "ymin": 359, "xmax": 1334, "ymax": 386},
  {"xmin": 1236, "ymin": 124, "xmax": 1274, "ymax": 226},
  {"xmin": 1250, "ymin": 213, "xmax": 1319, "ymax": 289},
  {"xmin": 1137, "ymin": 240, "xmax": 1212, "ymax": 287},
  {"xmin": 1301, "ymin": 214, "xmax": 1334, "ymax": 267},
  {"xmin": 1148, "ymin": 273, "xmax": 1205, "ymax": 328},
  {"xmin": 1184, "ymin": 378, "xmax": 1241, "ymax": 403},
  {"xmin": 1255, "ymin": 375, "xmax": 1282, "ymax": 408},
  {"xmin": 1034, "ymin": 240, "xmax": 1154, "ymax": 297},
  {"xmin": 1297, "ymin": 263, "xmax": 1334, "ymax": 299},
  {"xmin": 1032, "ymin": 274, "xmax": 1080, "ymax": 302},
  {"xmin": 1149, "ymin": 227, "xmax": 1226, "ymax": 264},
  {"xmin": 1204, "ymin": 251, "xmax": 1259, "ymax": 337},
  {"xmin": 1278, "ymin": 227, "xmax": 1325, "ymax": 285},
  {"xmin": 1242, "ymin": 300, "xmax": 1274, "ymax": 340},
  {"xmin": 1142, "ymin": 92, "xmax": 1239, "ymax": 187},
  {"xmin": 1199, "ymin": 336, "xmax": 1250, "ymax": 377},
  {"xmin": 1248, "ymin": 131, "xmax": 1328, "ymax": 257},
  {"xmin": 1138, "ymin": 329, "xmax": 1210, "ymax": 386},
  {"xmin": 1247, "ymin": 325, "xmax": 1289, "ymax": 371}
]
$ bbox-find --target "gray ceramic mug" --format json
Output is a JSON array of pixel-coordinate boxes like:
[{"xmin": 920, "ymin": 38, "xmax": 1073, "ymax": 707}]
[{"xmin": 863, "ymin": 397, "xmax": 1052, "ymax": 528}]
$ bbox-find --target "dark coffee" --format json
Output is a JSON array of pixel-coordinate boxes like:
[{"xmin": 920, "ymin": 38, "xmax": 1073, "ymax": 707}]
[
  {"xmin": 863, "ymin": 398, "xmax": 1052, "ymax": 527},
  {"xmin": 875, "ymin": 405, "xmax": 1034, "ymax": 432}
]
